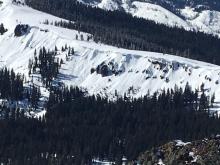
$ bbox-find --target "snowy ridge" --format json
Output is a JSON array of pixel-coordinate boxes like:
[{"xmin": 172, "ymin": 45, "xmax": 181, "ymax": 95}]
[{"xmin": 1, "ymin": 0, "xmax": 220, "ymax": 112}]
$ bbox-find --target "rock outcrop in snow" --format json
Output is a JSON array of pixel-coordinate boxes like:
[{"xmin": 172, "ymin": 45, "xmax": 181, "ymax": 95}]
[{"xmin": 14, "ymin": 24, "xmax": 30, "ymax": 36}]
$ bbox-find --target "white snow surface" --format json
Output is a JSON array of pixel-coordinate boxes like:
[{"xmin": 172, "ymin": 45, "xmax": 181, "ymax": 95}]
[
  {"xmin": 180, "ymin": 7, "xmax": 220, "ymax": 36},
  {"xmin": 158, "ymin": 159, "xmax": 165, "ymax": 165},
  {"xmin": 92, "ymin": 159, "xmax": 115, "ymax": 165},
  {"xmin": 129, "ymin": 1, "xmax": 190, "ymax": 29},
  {"xmin": 1, "ymin": 0, "xmax": 220, "ymax": 112},
  {"xmin": 175, "ymin": 140, "xmax": 191, "ymax": 147},
  {"xmin": 98, "ymin": 0, "xmax": 120, "ymax": 11}
]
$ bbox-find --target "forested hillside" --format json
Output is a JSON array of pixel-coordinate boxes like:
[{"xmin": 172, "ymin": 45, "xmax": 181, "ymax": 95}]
[
  {"xmin": 0, "ymin": 85, "xmax": 219, "ymax": 164},
  {"xmin": 25, "ymin": 0, "xmax": 220, "ymax": 65}
]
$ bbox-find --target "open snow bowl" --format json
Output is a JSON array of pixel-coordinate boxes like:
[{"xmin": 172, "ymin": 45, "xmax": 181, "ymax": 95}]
[{"xmin": 14, "ymin": 24, "xmax": 30, "ymax": 37}]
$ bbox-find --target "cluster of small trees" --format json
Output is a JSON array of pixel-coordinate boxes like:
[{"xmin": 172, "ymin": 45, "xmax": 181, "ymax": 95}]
[
  {"xmin": 0, "ymin": 23, "xmax": 7, "ymax": 35},
  {"xmin": 12, "ymin": 0, "xmax": 25, "ymax": 5},
  {"xmin": 27, "ymin": 84, "xmax": 41, "ymax": 109},
  {"xmin": 28, "ymin": 45, "xmax": 77, "ymax": 87},
  {"xmin": 61, "ymin": 44, "xmax": 75, "ymax": 61},
  {"xmin": 29, "ymin": 47, "xmax": 61, "ymax": 87}
]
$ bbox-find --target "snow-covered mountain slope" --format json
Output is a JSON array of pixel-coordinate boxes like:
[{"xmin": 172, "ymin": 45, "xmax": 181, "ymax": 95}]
[
  {"xmin": 128, "ymin": 2, "xmax": 190, "ymax": 29},
  {"xmin": 80, "ymin": 0, "xmax": 220, "ymax": 37},
  {"xmin": 1, "ymin": 0, "xmax": 220, "ymax": 111},
  {"xmin": 180, "ymin": 6, "xmax": 220, "ymax": 35}
]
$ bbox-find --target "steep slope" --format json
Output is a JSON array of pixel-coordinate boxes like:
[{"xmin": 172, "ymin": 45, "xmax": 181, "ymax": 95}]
[
  {"xmin": 1, "ymin": 0, "xmax": 220, "ymax": 110},
  {"xmin": 80, "ymin": 0, "xmax": 220, "ymax": 37}
]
